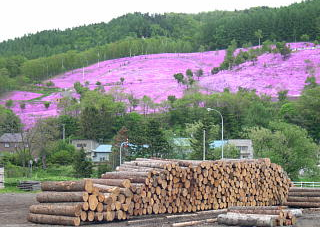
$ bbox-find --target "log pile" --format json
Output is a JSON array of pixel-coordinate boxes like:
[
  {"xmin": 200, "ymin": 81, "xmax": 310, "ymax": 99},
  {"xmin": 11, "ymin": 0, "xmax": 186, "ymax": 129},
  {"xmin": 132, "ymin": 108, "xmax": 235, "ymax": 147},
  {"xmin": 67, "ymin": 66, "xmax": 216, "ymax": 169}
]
[
  {"xmin": 284, "ymin": 187, "xmax": 320, "ymax": 208},
  {"xmin": 112, "ymin": 158, "xmax": 291, "ymax": 216},
  {"xmin": 28, "ymin": 158, "xmax": 292, "ymax": 226},
  {"xmin": 218, "ymin": 206, "xmax": 297, "ymax": 226},
  {"xmin": 28, "ymin": 179, "xmax": 133, "ymax": 226}
]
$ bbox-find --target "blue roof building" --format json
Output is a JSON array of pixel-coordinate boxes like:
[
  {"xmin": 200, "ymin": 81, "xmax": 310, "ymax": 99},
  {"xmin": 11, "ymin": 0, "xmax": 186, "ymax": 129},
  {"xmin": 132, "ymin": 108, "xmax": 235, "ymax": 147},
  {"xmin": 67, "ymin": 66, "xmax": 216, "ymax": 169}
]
[{"xmin": 91, "ymin": 144, "xmax": 112, "ymax": 162}]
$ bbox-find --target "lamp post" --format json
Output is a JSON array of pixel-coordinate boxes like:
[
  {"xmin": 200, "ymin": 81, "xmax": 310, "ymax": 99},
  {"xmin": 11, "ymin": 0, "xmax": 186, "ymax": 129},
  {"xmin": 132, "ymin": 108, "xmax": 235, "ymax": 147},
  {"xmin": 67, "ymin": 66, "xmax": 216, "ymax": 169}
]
[
  {"xmin": 119, "ymin": 141, "xmax": 128, "ymax": 165},
  {"xmin": 207, "ymin": 108, "xmax": 224, "ymax": 159}
]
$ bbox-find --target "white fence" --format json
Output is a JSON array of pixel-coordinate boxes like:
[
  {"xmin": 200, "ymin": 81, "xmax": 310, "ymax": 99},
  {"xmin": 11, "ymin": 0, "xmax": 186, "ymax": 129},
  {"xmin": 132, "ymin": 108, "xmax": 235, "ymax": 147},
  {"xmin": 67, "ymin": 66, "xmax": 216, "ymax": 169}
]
[
  {"xmin": 0, "ymin": 167, "xmax": 3, "ymax": 189},
  {"xmin": 292, "ymin": 181, "xmax": 320, "ymax": 187}
]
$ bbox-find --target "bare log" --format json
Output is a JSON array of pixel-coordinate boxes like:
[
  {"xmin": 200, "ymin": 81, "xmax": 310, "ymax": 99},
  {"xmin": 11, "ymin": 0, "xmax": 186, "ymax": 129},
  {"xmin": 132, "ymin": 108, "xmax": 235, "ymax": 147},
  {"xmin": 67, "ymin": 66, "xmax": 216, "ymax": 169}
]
[
  {"xmin": 218, "ymin": 213, "xmax": 277, "ymax": 227},
  {"xmin": 91, "ymin": 179, "xmax": 131, "ymax": 188},
  {"xmin": 27, "ymin": 213, "xmax": 80, "ymax": 226},
  {"xmin": 41, "ymin": 180, "xmax": 93, "ymax": 193},
  {"xmin": 36, "ymin": 192, "xmax": 89, "ymax": 203},
  {"xmin": 29, "ymin": 204, "xmax": 82, "ymax": 217}
]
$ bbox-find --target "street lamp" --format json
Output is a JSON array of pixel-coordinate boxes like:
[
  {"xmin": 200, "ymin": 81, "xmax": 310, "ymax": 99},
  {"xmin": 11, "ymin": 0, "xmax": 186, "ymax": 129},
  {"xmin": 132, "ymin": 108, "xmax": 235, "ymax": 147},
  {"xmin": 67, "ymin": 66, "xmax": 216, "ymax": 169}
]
[
  {"xmin": 207, "ymin": 107, "xmax": 224, "ymax": 159},
  {"xmin": 119, "ymin": 141, "xmax": 129, "ymax": 165}
]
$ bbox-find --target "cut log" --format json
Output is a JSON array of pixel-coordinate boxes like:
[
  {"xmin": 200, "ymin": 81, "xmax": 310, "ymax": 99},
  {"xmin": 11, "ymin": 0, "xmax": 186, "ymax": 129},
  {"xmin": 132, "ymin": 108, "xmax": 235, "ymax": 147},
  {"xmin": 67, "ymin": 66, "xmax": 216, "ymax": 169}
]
[
  {"xmin": 29, "ymin": 204, "xmax": 82, "ymax": 217},
  {"xmin": 41, "ymin": 180, "xmax": 93, "ymax": 193},
  {"xmin": 36, "ymin": 192, "xmax": 89, "ymax": 203},
  {"xmin": 87, "ymin": 211, "xmax": 95, "ymax": 222},
  {"xmin": 94, "ymin": 212, "xmax": 104, "ymax": 222},
  {"xmin": 94, "ymin": 184, "xmax": 120, "ymax": 195},
  {"xmin": 290, "ymin": 187, "xmax": 320, "ymax": 192},
  {"xmin": 104, "ymin": 211, "xmax": 115, "ymax": 221},
  {"xmin": 171, "ymin": 220, "xmax": 204, "ymax": 227},
  {"xmin": 288, "ymin": 196, "xmax": 320, "ymax": 202},
  {"xmin": 91, "ymin": 179, "xmax": 131, "ymax": 188},
  {"xmin": 88, "ymin": 194, "xmax": 99, "ymax": 211},
  {"xmin": 27, "ymin": 213, "xmax": 80, "ymax": 226},
  {"xmin": 101, "ymin": 172, "xmax": 147, "ymax": 183},
  {"xmin": 284, "ymin": 201, "xmax": 320, "ymax": 208},
  {"xmin": 218, "ymin": 213, "xmax": 277, "ymax": 227},
  {"xmin": 80, "ymin": 211, "xmax": 87, "ymax": 221},
  {"xmin": 288, "ymin": 191, "xmax": 320, "ymax": 197}
]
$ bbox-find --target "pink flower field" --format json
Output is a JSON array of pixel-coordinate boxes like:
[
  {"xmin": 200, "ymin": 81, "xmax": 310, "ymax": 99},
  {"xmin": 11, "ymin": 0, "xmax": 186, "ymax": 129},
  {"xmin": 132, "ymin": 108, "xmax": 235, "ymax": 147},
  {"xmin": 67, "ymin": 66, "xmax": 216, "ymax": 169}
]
[{"xmin": 1, "ymin": 42, "xmax": 319, "ymax": 128}]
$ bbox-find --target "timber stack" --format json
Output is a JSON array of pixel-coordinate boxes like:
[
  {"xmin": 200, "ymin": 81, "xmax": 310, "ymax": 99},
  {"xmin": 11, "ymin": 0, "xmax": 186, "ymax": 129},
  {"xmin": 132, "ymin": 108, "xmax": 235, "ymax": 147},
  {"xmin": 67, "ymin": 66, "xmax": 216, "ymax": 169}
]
[
  {"xmin": 28, "ymin": 158, "xmax": 291, "ymax": 226},
  {"xmin": 284, "ymin": 187, "xmax": 320, "ymax": 208},
  {"xmin": 28, "ymin": 178, "xmax": 133, "ymax": 226},
  {"xmin": 218, "ymin": 206, "xmax": 298, "ymax": 226},
  {"xmin": 113, "ymin": 158, "xmax": 291, "ymax": 216}
]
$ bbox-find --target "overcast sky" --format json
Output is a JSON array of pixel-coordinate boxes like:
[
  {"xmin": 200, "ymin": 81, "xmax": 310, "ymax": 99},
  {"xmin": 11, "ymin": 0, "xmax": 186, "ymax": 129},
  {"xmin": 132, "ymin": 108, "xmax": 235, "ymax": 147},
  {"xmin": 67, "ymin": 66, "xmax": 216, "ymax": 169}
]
[{"xmin": 0, "ymin": 0, "xmax": 303, "ymax": 42}]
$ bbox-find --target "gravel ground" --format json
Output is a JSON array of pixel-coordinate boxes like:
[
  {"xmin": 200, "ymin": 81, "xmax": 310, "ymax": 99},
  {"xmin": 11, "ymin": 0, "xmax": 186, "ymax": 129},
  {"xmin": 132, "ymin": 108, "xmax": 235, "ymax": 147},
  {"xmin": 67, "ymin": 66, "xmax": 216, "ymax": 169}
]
[{"xmin": 1, "ymin": 193, "xmax": 320, "ymax": 227}]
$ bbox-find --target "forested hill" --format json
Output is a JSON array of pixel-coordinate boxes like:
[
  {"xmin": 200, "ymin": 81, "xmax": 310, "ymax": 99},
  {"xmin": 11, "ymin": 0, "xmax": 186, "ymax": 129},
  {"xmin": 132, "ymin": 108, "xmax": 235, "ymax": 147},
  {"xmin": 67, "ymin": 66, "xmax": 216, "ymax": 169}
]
[{"xmin": 1, "ymin": 0, "xmax": 320, "ymax": 60}]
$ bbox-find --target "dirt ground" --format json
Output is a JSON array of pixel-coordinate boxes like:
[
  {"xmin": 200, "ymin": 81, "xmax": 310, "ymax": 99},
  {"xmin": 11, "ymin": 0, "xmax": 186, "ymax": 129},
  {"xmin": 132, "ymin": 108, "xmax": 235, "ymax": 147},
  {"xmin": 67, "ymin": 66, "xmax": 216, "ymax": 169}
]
[{"xmin": 1, "ymin": 193, "xmax": 320, "ymax": 227}]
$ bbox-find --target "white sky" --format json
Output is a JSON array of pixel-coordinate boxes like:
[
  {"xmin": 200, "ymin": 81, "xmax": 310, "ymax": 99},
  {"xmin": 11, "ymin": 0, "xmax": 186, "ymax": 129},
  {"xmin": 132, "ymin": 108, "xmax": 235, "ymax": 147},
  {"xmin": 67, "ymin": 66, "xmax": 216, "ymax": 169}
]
[{"xmin": 0, "ymin": 0, "xmax": 303, "ymax": 42}]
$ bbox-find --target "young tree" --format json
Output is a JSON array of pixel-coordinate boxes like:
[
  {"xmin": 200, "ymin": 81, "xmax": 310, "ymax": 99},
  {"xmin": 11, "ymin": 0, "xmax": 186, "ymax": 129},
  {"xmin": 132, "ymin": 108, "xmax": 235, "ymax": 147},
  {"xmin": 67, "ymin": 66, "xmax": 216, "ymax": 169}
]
[
  {"xmin": 195, "ymin": 69, "xmax": 203, "ymax": 80},
  {"xmin": 31, "ymin": 118, "xmax": 60, "ymax": 169},
  {"xmin": 247, "ymin": 121, "xmax": 319, "ymax": 179},
  {"xmin": 73, "ymin": 148, "xmax": 93, "ymax": 178},
  {"xmin": 254, "ymin": 29, "xmax": 263, "ymax": 46},
  {"xmin": 146, "ymin": 120, "xmax": 170, "ymax": 158},
  {"xmin": 173, "ymin": 73, "xmax": 184, "ymax": 86}
]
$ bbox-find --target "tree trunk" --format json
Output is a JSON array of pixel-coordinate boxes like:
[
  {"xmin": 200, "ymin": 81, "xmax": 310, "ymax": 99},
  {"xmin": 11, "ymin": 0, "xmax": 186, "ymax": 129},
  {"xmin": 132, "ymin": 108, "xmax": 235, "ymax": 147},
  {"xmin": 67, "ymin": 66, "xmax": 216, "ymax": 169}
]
[
  {"xmin": 29, "ymin": 204, "xmax": 82, "ymax": 217},
  {"xmin": 27, "ymin": 213, "xmax": 80, "ymax": 226},
  {"xmin": 36, "ymin": 192, "xmax": 89, "ymax": 203}
]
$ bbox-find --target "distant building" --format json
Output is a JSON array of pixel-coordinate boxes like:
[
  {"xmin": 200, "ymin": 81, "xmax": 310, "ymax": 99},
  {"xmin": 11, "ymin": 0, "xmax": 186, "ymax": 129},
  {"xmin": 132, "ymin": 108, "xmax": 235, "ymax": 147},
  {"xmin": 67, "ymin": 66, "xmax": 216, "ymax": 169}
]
[
  {"xmin": 91, "ymin": 145, "xmax": 112, "ymax": 163},
  {"xmin": 0, "ymin": 133, "xmax": 29, "ymax": 154},
  {"xmin": 71, "ymin": 139, "xmax": 99, "ymax": 154},
  {"xmin": 209, "ymin": 139, "xmax": 254, "ymax": 159},
  {"xmin": 172, "ymin": 137, "xmax": 192, "ymax": 154}
]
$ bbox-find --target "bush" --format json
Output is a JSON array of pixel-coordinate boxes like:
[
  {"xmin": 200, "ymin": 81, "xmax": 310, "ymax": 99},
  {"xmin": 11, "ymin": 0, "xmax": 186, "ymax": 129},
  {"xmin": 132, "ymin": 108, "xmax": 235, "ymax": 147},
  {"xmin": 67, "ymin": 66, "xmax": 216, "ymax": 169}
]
[
  {"xmin": 73, "ymin": 148, "xmax": 92, "ymax": 178},
  {"xmin": 5, "ymin": 99, "xmax": 13, "ymax": 108},
  {"xmin": 46, "ymin": 81, "xmax": 55, "ymax": 87},
  {"xmin": 48, "ymin": 150, "xmax": 74, "ymax": 165},
  {"xmin": 96, "ymin": 81, "xmax": 101, "ymax": 85},
  {"xmin": 96, "ymin": 163, "xmax": 112, "ymax": 178},
  {"xmin": 20, "ymin": 102, "xmax": 26, "ymax": 109},
  {"xmin": 44, "ymin": 101, "xmax": 50, "ymax": 108}
]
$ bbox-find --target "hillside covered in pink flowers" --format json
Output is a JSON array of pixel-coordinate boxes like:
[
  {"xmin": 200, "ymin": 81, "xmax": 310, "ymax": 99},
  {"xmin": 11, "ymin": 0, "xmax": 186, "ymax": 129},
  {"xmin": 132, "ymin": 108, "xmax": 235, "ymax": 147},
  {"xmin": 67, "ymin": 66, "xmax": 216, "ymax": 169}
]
[{"xmin": 1, "ymin": 42, "xmax": 319, "ymax": 128}]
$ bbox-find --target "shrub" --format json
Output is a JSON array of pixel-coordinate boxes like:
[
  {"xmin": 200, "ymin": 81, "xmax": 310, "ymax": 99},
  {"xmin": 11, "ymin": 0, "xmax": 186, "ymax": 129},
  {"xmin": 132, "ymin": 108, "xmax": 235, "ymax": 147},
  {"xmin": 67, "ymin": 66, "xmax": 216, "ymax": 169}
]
[
  {"xmin": 5, "ymin": 99, "xmax": 13, "ymax": 108},
  {"xmin": 46, "ymin": 81, "xmax": 55, "ymax": 87},
  {"xmin": 96, "ymin": 81, "xmax": 101, "ymax": 85},
  {"xmin": 44, "ymin": 101, "xmax": 50, "ymax": 109},
  {"xmin": 20, "ymin": 103, "xmax": 26, "ymax": 109}
]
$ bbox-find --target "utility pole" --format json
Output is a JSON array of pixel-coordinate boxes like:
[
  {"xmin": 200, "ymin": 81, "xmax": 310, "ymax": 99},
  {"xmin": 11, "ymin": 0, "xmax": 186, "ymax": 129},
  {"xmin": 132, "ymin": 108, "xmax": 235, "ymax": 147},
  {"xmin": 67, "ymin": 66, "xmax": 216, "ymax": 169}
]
[
  {"xmin": 62, "ymin": 124, "xmax": 65, "ymax": 141},
  {"xmin": 203, "ymin": 130, "xmax": 206, "ymax": 161}
]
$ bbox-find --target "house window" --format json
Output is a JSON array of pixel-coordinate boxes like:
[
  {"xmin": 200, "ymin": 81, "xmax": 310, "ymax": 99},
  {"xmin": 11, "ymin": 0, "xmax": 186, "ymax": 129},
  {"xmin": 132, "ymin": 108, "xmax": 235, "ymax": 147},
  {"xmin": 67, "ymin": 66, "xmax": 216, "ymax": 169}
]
[
  {"xmin": 77, "ymin": 143, "xmax": 87, "ymax": 148},
  {"xmin": 100, "ymin": 157, "xmax": 105, "ymax": 161},
  {"xmin": 4, "ymin": 143, "xmax": 9, "ymax": 148}
]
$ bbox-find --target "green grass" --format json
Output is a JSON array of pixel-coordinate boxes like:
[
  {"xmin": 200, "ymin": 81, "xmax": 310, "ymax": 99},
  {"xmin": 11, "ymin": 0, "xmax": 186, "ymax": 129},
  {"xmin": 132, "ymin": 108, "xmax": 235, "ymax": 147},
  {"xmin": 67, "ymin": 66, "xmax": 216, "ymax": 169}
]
[
  {"xmin": 1, "ymin": 165, "xmax": 80, "ymax": 193},
  {"xmin": 0, "ymin": 186, "xmax": 39, "ymax": 193}
]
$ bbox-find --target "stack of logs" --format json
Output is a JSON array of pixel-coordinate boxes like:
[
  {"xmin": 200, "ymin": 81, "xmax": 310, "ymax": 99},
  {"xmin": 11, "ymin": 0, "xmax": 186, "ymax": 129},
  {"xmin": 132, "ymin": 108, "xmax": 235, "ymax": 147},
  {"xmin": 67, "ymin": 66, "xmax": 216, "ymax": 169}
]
[
  {"xmin": 28, "ymin": 158, "xmax": 291, "ymax": 226},
  {"xmin": 218, "ymin": 206, "xmax": 297, "ymax": 226},
  {"xmin": 284, "ymin": 187, "xmax": 320, "ymax": 208},
  {"xmin": 109, "ymin": 158, "xmax": 291, "ymax": 216},
  {"xmin": 28, "ymin": 178, "xmax": 134, "ymax": 226}
]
